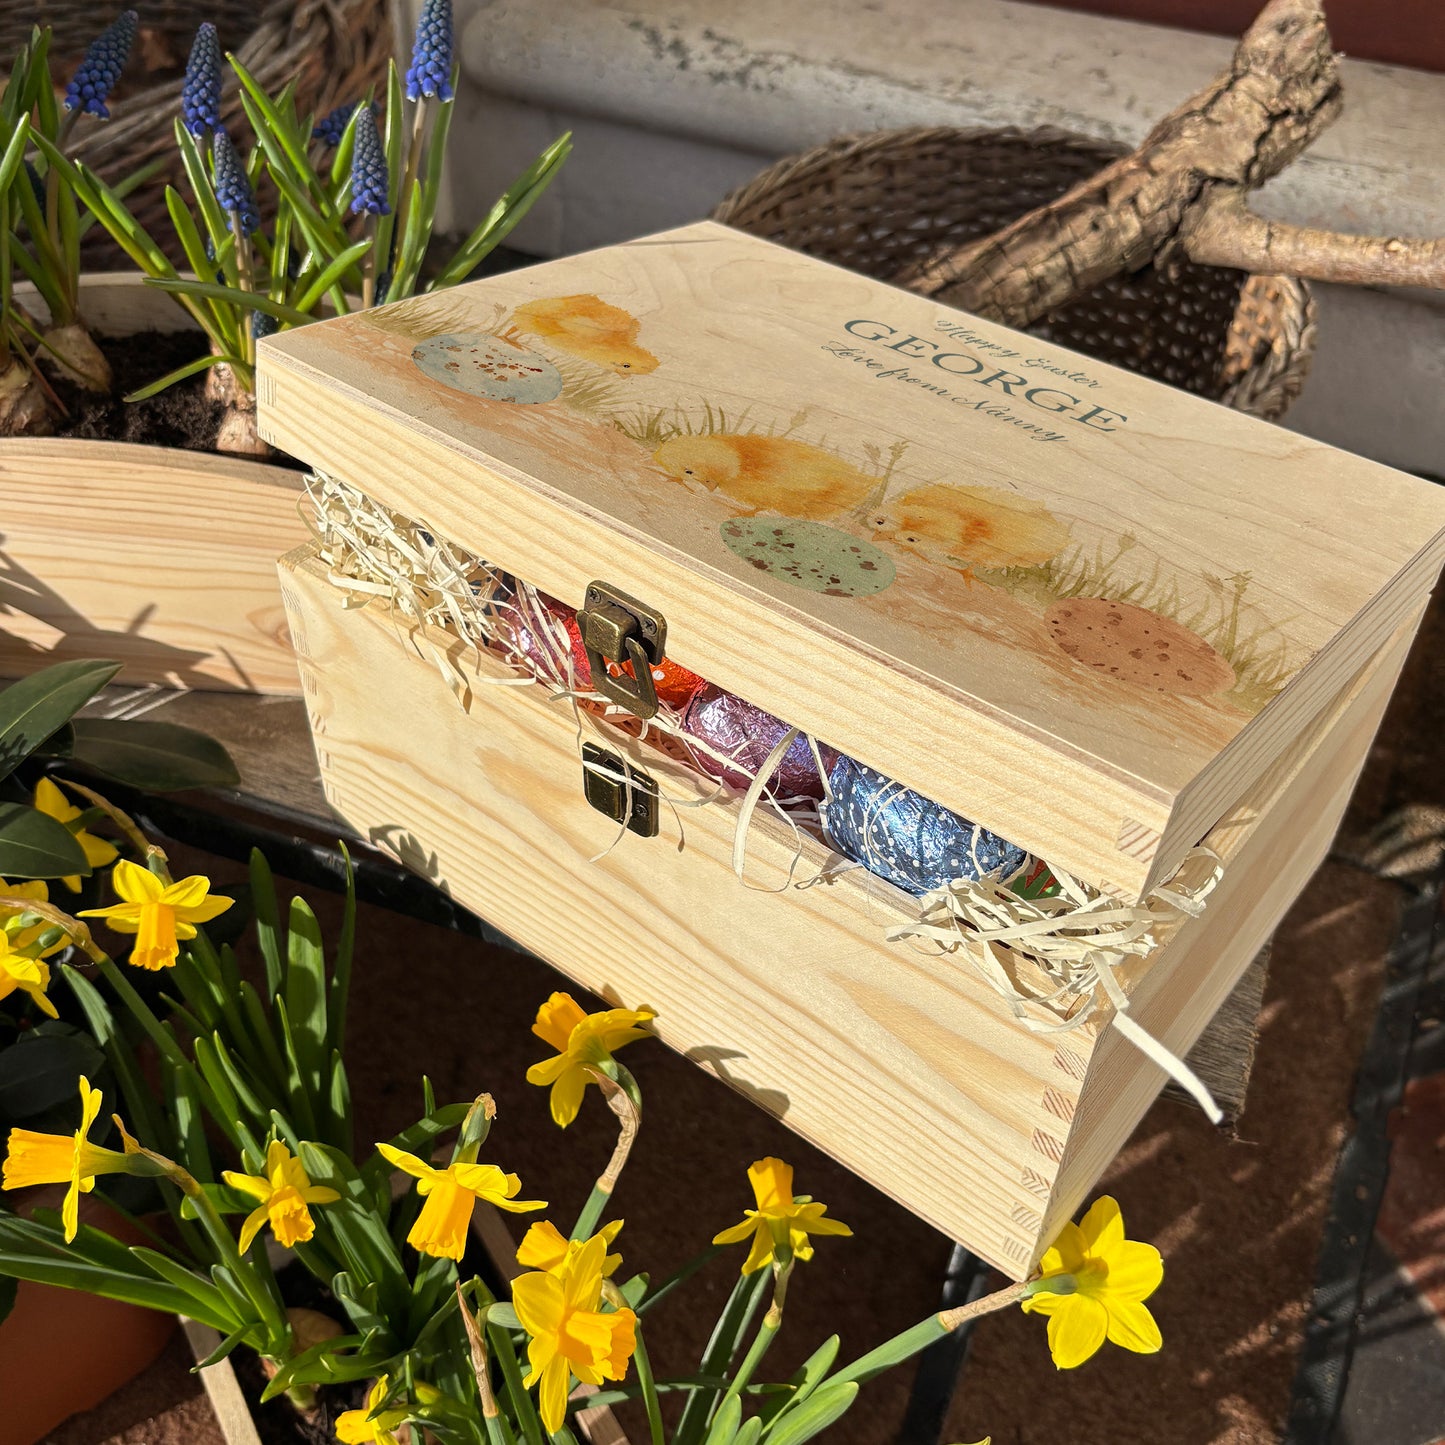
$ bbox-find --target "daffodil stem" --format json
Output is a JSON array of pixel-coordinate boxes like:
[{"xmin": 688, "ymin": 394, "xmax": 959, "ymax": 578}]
[
  {"xmin": 55, "ymin": 779, "xmax": 166, "ymax": 873},
  {"xmin": 630, "ymin": 1320, "xmax": 666, "ymax": 1445},
  {"xmin": 715, "ymin": 1265, "xmax": 789, "ymax": 1420},
  {"xmin": 831, "ymin": 1281, "xmax": 1029, "ymax": 1388},
  {"xmin": 674, "ymin": 1270, "xmax": 770, "ymax": 1445},
  {"xmin": 94, "ymin": 954, "xmax": 190, "ymax": 1070},
  {"xmin": 571, "ymin": 1071, "xmax": 639, "ymax": 1242}
]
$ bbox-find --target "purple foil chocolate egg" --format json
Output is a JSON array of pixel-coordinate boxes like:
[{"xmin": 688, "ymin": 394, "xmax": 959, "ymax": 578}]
[
  {"xmin": 683, "ymin": 684, "xmax": 835, "ymax": 800},
  {"xmin": 821, "ymin": 754, "xmax": 1027, "ymax": 896}
]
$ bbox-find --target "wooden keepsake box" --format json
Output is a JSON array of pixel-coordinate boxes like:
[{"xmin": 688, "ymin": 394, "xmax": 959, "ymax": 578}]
[{"xmin": 257, "ymin": 222, "xmax": 1445, "ymax": 1275}]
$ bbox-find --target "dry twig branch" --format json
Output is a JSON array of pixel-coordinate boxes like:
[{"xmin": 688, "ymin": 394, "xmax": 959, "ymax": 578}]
[{"xmin": 900, "ymin": 0, "xmax": 1445, "ymax": 326}]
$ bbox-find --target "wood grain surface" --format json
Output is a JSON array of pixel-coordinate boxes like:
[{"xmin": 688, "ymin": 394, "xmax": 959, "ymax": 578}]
[
  {"xmin": 279, "ymin": 545, "xmax": 1413, "ymax": 1273},
  {"xmin": 257, "ymin": 222, "xmax": 1445, "ymax": 897},
  {"xmin": 0, "ymin": 442, "xmax": 309, "ymax": 693}
]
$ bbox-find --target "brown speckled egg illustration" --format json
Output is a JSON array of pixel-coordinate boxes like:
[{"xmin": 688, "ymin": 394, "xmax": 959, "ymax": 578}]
[
  {"xmin": 412, "ymin": 333, "xmax": 563, "ymax": 403},
  {"xmin": 1044, "ymin": 597, "xmax": 1236, "ymax": 696}
]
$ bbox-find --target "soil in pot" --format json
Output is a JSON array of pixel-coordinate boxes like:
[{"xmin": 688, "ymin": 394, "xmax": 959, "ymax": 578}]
[{"xmin": 42, "ymin": 330, "xmax": 301, "ymax": 467}]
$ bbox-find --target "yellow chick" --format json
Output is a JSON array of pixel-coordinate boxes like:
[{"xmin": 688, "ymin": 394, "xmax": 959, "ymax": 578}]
[
  {"xmin": 871, "ymin": 483, "xmax": 1071, "ymax": 577},
  {"xmin": 652, "ymin": 434, "xmax": 878, "ymax": 519},
  {"xmin": 509, "ymin": 294, "xmax": 659, "ymax": 375}
]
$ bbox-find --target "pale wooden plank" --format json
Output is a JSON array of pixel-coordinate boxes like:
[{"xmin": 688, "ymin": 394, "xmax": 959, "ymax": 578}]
[
  {"xmin": 256, "ymin": 221, "xmax": 1445, "ymax": 897},
  {"xmin": 181, "ymin": 1318, "xmax": 265, "ymax": 1445},
  {"xmin": 0, "ymin": 442, "xmax": 309, "ymax": 694}
]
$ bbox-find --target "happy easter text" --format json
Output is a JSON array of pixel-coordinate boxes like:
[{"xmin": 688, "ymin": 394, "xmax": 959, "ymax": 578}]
[{"xmin": 822, "ymin": 318, "xmax": 1130, "ymax": 443}]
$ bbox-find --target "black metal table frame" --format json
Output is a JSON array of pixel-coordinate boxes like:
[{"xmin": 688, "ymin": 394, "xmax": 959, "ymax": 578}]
[{"xmin": 108, "ymin": 781, "xmax": 1441, "ymax": 1445}]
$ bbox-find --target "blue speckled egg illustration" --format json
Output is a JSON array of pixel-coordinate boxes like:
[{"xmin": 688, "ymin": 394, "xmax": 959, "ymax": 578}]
[
  {"xmin": 822, "ymin": 754, "xmax": 1027, "ymax": 895},
  {"xmin": 719, "ymin": 517, "xmax": 896, "ymax": 597},
  {"xmin": 412, "ymin": 332, "xmax": 563, "ymax": 403}
]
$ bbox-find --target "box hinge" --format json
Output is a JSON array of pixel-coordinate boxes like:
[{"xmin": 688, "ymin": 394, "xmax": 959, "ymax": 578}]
[
  {"xmin": 576, "ymin": 580, "xmax": 668, "ymax": 719},
  {"xmin": 581, "ymin": 742, "xmax": 659, "ymax": 838}
]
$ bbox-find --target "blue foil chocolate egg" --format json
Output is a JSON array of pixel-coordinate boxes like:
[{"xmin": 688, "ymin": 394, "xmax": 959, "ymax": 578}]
[
  {"xmin": 822, "ymin": 755, "xmax": 1026, "ymax": 895},
  {"xmin": 684, "ymin": 684, "xmax": 835, "ymax": 800}
]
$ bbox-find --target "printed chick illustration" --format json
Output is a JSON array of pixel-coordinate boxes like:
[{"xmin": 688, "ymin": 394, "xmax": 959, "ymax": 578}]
[
  {"xmin": 509, "ymin": 294, "xmax": 659, "ymax": 375},
  {"xmin": 652, "ymin": 434, "xmax": 878, "ymax": 519},
  {"xmin": 872, "ymin": 482, "xmax": 1071, "ymax": 579}
]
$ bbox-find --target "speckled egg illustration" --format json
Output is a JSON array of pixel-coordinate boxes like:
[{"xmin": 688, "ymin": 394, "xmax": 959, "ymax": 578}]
[
  {"xmin": 412, "ymin": 332, "xmax": 563, "ymax": 403},
  {"xmin": 720, "ymin": 518, "xmax": 896, "ymax": 597},
  {"xmin": 1045, "ymin": 597, "xmax": 1237, "ymax": 696}
]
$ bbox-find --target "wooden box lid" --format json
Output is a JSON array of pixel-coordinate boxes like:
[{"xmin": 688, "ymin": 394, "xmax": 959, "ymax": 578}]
[{"xmin": 256, "ymin": 222, "xmax": 1445, "ymax": 899}]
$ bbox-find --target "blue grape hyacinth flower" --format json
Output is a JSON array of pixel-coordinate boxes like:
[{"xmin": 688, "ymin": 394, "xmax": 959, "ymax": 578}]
[
  {"xmin": 312, "ymin": 100, "xmax": 359, "ymax": 147},
  {"xmin": 181, "ymin": 23, "xmax": 223, "ymax": 137},
  {"xmin": 212, "ymin": 128, "xmax": 260, "ymax": 235},
  {"xmin": 349, "ymin": 105, "xmax": 391, "ymax": 216},
  {"xmin": 64, "ymin": 10, "xmax": 139, "ymax": 119},
  {"xmin": 251, "ymin": 310, "xmax": 278, "ymax": 340},
  {"xmin": 405, "ymin": 0, "xmax": 454, "ymax": 102}
]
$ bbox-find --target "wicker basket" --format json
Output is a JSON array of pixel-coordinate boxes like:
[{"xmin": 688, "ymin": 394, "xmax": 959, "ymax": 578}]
[
  {"xmin": 714, "ymin": 126, "xmax": 1317, "ymax": 421},
  {"xmin": 8, "ymin": 1, "xmax": 392, "ymax": 268}
]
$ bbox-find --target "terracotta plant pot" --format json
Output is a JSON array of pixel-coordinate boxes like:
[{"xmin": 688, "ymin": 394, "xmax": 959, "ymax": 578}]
[
  {"xmin": 0, "ymin": 1194, "xmax": 175, "ymax": 1445},
  {"xmin": 0, "ymin": 275, "xmax": 310, "ymax": 695}
]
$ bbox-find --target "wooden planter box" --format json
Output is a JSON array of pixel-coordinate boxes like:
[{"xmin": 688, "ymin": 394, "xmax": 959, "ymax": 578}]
[
  {"xmin": 259, "ymin": 223, "xmax": 1445, "ymax": 1275},
  {"xmin": 0, "ymin": 275, "xmax": 309, "ymax": 694}
]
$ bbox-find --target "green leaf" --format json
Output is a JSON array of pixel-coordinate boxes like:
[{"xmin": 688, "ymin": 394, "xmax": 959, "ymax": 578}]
[
  {"xmin": 123, "ymin": 352, "xmax": 233, "ymax": 403},
  {"xmin": 192, "ymin": 1324, "xmax": 251, "ymax": 1368},
  {"xmin": 143, "ymin": 277, "xmax": 315, "ymax": 329},
  {"xmin": 431, "ymin": 134, "xmax": 572, "ymax": 291},
  {"xmin": 0, "ymin": 1249, "xmax": 231, "ymax": 1328},
  {"xmin": 703, "ymin": 1395, "xmax": 742, "ymax": 1445},
  {"xmin": 292, "ymin": 238, "xmax": 371, "ymax": 316},
  {"xmin": 0, "ymin": 1030, "xmax": 105, "ymax": 1123},
  {"xmin": 248, "ymin": 849, "xmax": 285, "ymax": 1000},
  {"xmin": 734, "ymin": 1420, "xmax": 763, "ymax": 1445},
  {"xmin": 66, "ymin": 717, "xmax": 239, "ymax": 790},
  {"xmin": 785, "ymin": 1337, "xmax": 839, "ymax": 1410},
  {"xmin": 762, "ymin": 1382, "xmax": 859, "ymax": 1445},
  {"xmin": 0, "ymin": 802, "xmax": 90, "ymax": 879},
  {"xmin": 283, "ymin": 896, "xmax": 327, "ymax": 1097},
  {"xmin": 0, "ymin": 660, "xmax": 120, "ymax": 779},
  {"xmin": 329, "ymin": 844, "xmax": 356, "ymax": 1054}
]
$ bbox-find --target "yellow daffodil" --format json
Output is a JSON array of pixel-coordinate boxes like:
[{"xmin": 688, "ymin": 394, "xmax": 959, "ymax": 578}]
[
  {"xmin": 32, "ymin": 777, "xmax": 118, "ymax": 891},
  {"xmin": 377, "ymin": 1142, "xmax": 544, "ymax": 1260},
  {"xmin": 79, "ymin": 858, "xmax": 232, "ymax": 970},
  {"xmin": 712, "ymin": 1157, "xmax": 852, "ymax": 1274},
  {"xmin": 221, "ymin": 1140, "xmax": 341, "ymax": 1253},
  {"xmin": 1020, "ymin": 1195, "xmax": 1163, "ymax": 1369},
  {"xmin": 0, "ymin": 931, "xmax": 59, "ymax": 1019},
  {"xmin": 516, "ymin": 1218, "xmax": 624, "ymax": 1278},
  {"xmin": 525, "ymin": 992, "xmax": 655, "ymax": 1127},
  {"xmin": 336, "ymin": 1376, "xmax": 442, "ymax": 1444},
  {"xmin": 513, "ymin": 1231, "xmax": 637, "ymax": 1434},
  {"xmin": 336, "ymin": 1375, "xmax": 408, "ymax": 1445},
  {"xmin": 2, "ymin": 1077, "xmax": 132, "ymax": 1241}
]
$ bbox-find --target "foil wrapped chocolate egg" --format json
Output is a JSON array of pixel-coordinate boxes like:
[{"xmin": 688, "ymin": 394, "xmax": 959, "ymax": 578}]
[
  {"xmin": 822, "ymin": 755, "xmax": 1027, "ymax": 895},
  {"xmin": 684, "ymin": 684, "xmax": 835, "ymax": 799}
]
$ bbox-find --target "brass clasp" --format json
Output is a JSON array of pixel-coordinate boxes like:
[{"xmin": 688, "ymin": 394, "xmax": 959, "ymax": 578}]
[
  {"xmin": 581, "ymin": 742, "xmax": 659, "ymax": 838},
  {"xmin": 576, "ymin": 581, "xmax": 668, "ymax": 719}
]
